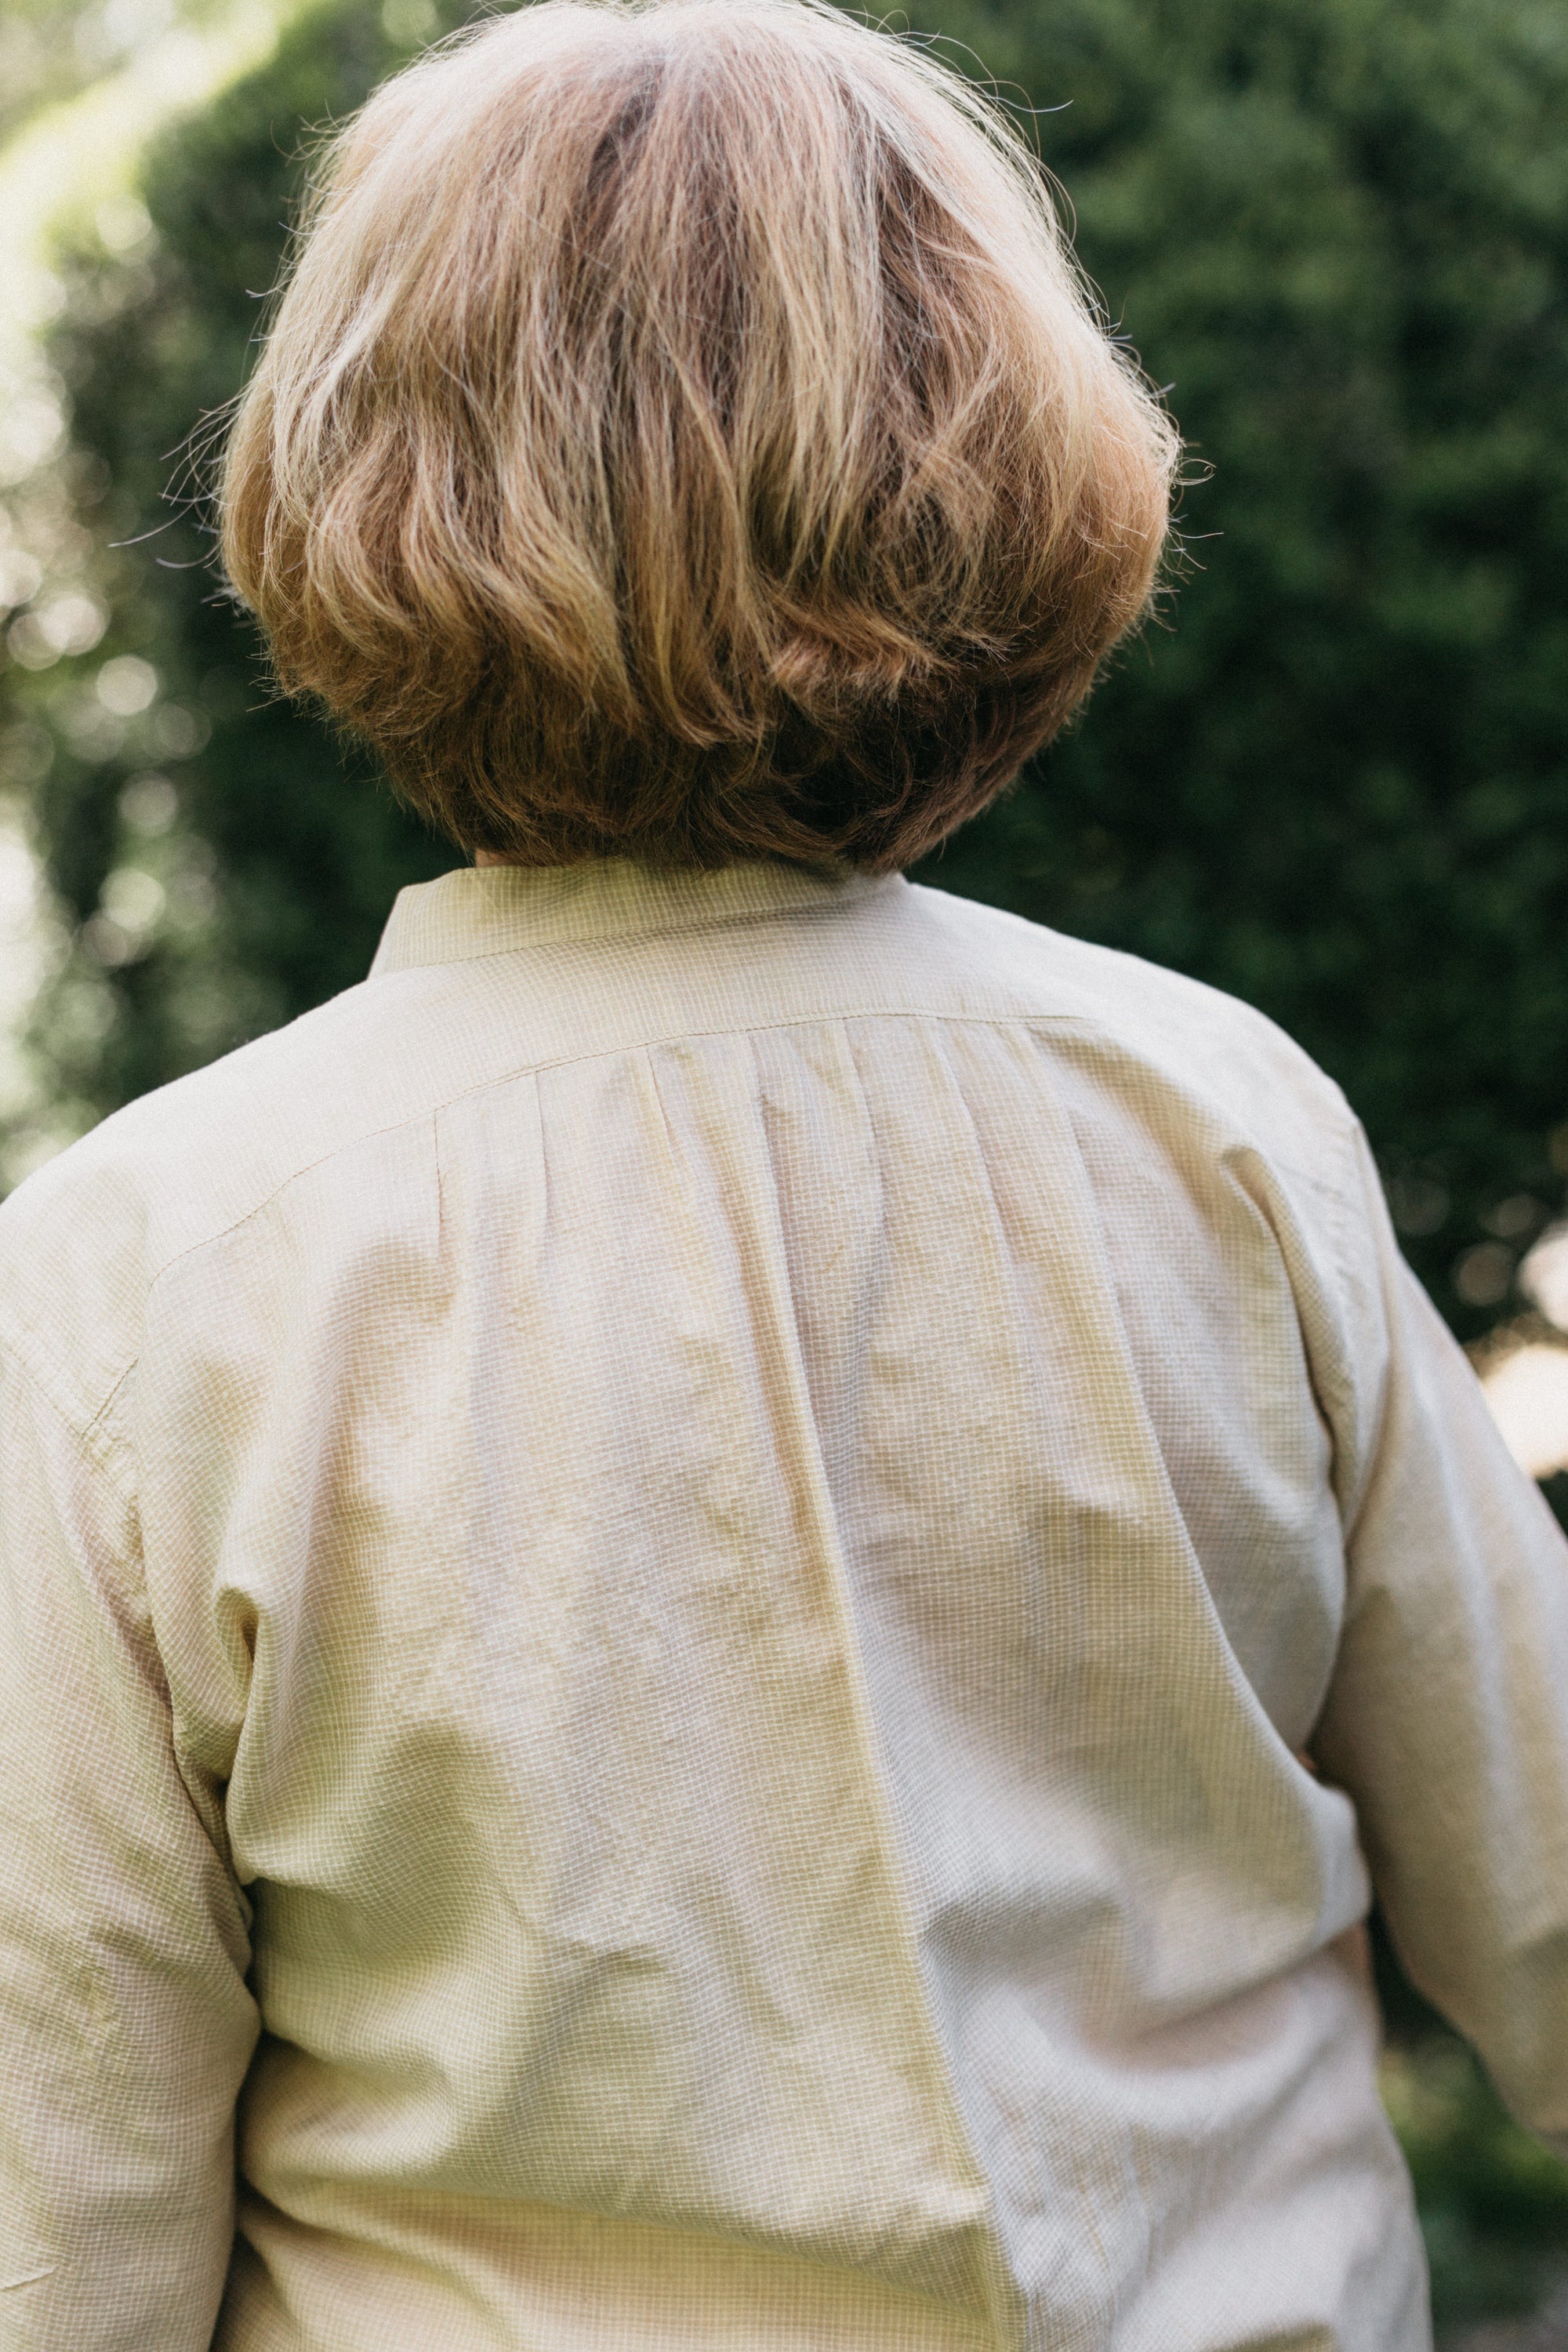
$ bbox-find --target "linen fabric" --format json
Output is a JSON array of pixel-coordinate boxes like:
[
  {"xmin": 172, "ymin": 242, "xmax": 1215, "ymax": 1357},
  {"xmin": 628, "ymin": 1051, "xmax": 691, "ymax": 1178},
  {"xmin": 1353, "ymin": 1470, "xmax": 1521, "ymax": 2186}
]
[{"xmin": 1, "ymin": 858, "xmax": 1565, "ymax": 2352}]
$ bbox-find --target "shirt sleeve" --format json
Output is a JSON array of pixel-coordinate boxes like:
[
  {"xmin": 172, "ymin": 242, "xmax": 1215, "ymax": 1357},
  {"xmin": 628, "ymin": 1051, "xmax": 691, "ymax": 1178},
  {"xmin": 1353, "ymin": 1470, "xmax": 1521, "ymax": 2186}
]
[
  {"xmin": 1308, "ymin": 1127, "xmax": 1568, "ymax": 2154},
  {"xmin": 0, "ymin": 1339, "xmax": 259, "ymax": 2351}
]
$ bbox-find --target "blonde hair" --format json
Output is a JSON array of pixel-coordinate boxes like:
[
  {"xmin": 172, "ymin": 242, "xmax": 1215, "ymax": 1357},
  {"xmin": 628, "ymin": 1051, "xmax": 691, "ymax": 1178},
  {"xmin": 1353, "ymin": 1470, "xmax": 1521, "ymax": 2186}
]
[{"xmin": 221, "ymin": 0, "xmax": 1178, "ymax": 872}]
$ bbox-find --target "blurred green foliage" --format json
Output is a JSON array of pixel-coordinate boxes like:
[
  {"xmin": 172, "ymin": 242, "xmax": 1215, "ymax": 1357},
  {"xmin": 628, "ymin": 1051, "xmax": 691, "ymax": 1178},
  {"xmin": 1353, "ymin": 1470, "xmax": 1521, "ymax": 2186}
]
[
  {"xmin": 1373, "ymin": 1915, "xmax": 1568, "ymax": 2333},
  {"xmin": 1385, "ymin": 2038, "xmax": 1568, "ymax": 2332},
  {"xmin": 2, "ymin": 0, "xmax": 1568, "ymax": 2325},
  {"xmin": 0, "ymin": 0, "xmax": 185, "ymax": 150}
]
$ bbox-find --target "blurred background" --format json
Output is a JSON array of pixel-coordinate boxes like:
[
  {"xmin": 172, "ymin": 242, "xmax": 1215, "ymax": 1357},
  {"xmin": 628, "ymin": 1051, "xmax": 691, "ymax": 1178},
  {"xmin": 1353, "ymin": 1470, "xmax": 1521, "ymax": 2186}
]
[{"xmin": 2, "ymin": 0, "xmax": 1567, "ymax": 2332}]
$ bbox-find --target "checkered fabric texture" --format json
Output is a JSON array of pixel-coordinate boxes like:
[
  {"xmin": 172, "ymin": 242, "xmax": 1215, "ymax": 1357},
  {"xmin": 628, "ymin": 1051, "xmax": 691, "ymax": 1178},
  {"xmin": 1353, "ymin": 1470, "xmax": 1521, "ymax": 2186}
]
[{"xmin": 2, "ymin": 859, "xmax": 1565, "ymax": 2351}]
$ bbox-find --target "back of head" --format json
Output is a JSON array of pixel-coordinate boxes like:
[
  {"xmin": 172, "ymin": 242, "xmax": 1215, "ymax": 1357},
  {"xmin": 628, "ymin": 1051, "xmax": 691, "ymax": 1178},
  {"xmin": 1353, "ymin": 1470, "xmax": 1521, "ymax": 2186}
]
[{"xmin": 221, "ymin": 0, "xmax": 1178, "ymax": 871}]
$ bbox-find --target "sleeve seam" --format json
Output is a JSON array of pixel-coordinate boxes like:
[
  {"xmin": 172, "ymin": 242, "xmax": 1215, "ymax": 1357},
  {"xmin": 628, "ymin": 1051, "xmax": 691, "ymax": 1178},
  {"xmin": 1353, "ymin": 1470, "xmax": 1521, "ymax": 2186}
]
[{"xmin": 0, "ymin": 1322, "xmax": 137, "ymax": 1501}]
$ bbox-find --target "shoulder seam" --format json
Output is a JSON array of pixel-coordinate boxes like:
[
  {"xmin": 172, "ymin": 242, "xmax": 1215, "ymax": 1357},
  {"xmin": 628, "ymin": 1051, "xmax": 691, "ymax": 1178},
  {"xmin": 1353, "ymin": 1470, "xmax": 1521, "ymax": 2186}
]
[
  {"xmin": 139, "ymin": 1005, "xmax": 1098, "ymax": 1290},
  {"xmin": 0, "ymin": 1323, "xmax": 137, "ymax": 1500}
]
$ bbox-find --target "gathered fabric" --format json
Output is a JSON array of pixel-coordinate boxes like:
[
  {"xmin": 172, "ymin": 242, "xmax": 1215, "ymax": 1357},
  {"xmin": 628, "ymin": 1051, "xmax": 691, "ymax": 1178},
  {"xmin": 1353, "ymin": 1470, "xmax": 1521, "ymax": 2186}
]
[{"xmin": 1, "ymin": 858, "xmax": 1564, "ymax": 2352}]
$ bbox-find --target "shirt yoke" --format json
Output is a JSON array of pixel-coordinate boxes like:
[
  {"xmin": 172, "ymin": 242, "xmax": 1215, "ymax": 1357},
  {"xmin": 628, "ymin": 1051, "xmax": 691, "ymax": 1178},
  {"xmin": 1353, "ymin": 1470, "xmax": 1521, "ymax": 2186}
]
[{"xmin": 0, "ymin": 880, "xmax": 1363, "ymax": 1447}]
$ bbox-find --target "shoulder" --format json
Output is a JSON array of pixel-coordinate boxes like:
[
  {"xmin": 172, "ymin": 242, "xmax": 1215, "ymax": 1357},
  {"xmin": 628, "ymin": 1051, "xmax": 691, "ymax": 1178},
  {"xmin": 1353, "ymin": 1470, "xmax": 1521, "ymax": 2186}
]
[
  {"xmin": 905, "ymin": 883, "xmax": 1362, "ymax": 1177},
  {"xmin": 0, "ymin": 975, "xmax": 429, "ymax": 1430},
  {"xmin": 905, "ymin": 887, "xmax": 1388, "ymax": 1449}
]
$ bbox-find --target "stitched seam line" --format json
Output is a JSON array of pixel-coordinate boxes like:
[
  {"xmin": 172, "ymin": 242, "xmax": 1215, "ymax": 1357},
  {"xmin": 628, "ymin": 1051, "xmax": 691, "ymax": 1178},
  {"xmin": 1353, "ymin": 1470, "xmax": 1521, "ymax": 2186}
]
[
  {"xmin": 136, "ymin": 1007, "xmax": 1098, "ymax": 1299},
  {"xmin": 82, "ymin": 1352, "xmax": 136, "ymax": 1446},
  {"xmin": 24, "ymin": 1002, "xmax": 1362, "ymax": 1442},
  {"xmin": 0, "ymin": 1325, "xmax": 137, "ymax": 1500}
]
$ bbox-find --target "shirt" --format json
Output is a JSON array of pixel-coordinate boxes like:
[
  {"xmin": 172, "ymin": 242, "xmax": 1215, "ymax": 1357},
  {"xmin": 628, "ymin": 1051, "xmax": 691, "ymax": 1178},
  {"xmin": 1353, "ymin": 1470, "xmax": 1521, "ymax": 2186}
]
[{"xmin": 1, "ymin": 855, "xmax": 1565, "ymax": 2352}]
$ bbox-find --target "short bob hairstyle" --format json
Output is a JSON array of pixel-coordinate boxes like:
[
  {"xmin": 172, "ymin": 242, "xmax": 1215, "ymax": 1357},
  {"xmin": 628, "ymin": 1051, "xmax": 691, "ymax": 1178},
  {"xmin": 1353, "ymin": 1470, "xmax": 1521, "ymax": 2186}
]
[{"xmin": 221, "ymin": 0, "xmax": 1179, "ymax": 873}]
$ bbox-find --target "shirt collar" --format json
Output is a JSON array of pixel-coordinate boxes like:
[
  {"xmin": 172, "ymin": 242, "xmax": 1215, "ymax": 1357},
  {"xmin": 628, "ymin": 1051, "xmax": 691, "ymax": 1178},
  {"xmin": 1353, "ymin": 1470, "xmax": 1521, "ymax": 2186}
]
[{"xmin": 369, "ymin": 857, "xmax": 906, "ymax": 975}]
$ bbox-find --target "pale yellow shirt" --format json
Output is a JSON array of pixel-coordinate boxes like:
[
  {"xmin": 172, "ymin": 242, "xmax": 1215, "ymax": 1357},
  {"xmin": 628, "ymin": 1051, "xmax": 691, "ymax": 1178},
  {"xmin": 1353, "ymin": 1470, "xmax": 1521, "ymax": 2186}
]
[{"xmin": 2, "ymin": 858, "xmax": 1566, "ymax": 2352}]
